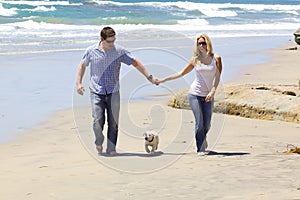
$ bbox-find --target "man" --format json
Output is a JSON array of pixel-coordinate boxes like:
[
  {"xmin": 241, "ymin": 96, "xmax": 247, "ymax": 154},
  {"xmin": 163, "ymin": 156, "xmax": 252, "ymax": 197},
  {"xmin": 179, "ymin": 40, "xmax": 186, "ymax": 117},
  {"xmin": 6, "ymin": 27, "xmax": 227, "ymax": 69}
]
[{"xmin": 76, "ymin": 27, "xmax": 158, "ymax": 156}]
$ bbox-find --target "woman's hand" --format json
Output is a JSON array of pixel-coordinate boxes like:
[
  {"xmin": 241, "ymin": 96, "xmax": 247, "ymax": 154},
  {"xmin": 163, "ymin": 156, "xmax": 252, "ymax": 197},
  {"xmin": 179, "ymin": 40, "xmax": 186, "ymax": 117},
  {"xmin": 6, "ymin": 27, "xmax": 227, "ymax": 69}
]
[{"xmin": 205, "ymin": 91, "xmax": 214, "ymax": 102}]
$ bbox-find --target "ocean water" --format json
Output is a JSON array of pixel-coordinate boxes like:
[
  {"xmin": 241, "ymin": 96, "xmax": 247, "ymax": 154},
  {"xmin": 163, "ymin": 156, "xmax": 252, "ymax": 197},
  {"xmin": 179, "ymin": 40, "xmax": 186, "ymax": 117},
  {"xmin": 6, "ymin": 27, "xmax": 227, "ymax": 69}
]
[
  {"xmin": 0, "ymin": 0, "xmax": 299, "ymax": 143},
  {"xmin": 0, "ymin": 0, "xmax": 300, "ymax": 54}
]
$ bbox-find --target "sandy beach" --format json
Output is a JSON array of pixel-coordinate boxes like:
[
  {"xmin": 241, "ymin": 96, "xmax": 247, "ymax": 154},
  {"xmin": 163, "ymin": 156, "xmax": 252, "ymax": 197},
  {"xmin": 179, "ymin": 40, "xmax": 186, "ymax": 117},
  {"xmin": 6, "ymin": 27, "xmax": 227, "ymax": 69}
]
[{"xmin": 1, "ymin": 39, "xmax": 300, "ymax": 200}]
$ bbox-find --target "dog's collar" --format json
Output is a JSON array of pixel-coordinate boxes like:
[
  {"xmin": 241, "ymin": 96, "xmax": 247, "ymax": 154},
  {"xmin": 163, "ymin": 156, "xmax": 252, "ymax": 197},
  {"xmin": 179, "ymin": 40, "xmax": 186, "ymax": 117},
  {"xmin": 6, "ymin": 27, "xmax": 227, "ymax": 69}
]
[{"xmin": 148, "ymin": 137, "xmax": 154, "ymax": 143}]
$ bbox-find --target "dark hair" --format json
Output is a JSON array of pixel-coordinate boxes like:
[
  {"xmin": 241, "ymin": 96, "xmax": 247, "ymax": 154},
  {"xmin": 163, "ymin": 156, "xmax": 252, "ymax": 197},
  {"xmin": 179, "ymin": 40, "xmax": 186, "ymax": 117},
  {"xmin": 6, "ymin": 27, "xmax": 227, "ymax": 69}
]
[{"xmin": 100, "ymin": 27, "xmax": 116, "ymax": 40}]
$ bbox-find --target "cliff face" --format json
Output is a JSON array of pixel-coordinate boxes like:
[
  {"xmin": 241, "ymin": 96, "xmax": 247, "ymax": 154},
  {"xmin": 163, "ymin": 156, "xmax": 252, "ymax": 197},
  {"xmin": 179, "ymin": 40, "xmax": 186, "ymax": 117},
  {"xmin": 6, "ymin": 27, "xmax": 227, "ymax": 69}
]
[{"xmin": 168, "ymin": 84, "xmax": 300, "ymax": 123}]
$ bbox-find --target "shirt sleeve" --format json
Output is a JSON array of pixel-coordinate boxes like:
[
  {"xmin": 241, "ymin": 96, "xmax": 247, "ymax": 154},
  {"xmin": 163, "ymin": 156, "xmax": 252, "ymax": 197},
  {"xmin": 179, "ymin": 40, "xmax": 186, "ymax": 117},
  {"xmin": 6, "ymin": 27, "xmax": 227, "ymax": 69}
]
[
  {"xmin": 120, "ymin": 49, "xmax": 135, "ymax": 65},
  {"xmin": 81, "ymin": 48, "xmax": 91, "ymax": 67}
]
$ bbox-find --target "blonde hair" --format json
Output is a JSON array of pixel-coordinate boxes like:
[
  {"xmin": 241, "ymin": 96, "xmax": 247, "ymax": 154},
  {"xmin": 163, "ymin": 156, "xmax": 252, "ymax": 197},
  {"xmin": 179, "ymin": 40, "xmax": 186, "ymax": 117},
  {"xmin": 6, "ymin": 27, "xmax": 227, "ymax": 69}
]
[{"xmin": 191, "ymin": 34, "xmax": 214, "ymax": 65}]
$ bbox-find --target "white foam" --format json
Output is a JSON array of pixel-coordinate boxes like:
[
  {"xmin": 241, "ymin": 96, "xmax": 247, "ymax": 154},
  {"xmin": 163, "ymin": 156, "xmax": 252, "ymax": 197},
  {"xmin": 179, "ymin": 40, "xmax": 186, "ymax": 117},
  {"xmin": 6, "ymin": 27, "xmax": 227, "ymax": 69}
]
[
  {"xmin": 23, "ymin": 6, "xmax": 56, "ymax": 12},
  {"xmin": 1, "ymin": 19, "xmax": 299, "ymax": 30},
  {"xmin": 0, "ymin": 20, "xmax": 99, "ymax": 30},
  {"xmin": 0, "ymin": 3, "xmax": 17, "ymax": 16},
  {"xmin": 177, "ymin": 18, "xmax": 209, "ymax": 26},
  {"xmin": 0, "ymin": 20, "xmax": 298, "ymax": 40},
  {"xmin": 0, "ymin": 0, "xmax": 80, "ymax": 6},
  {"xmin": 236, "ymin": 3, "xmax": 300, "ymax": 11},
  {"xmin": 103, "ymin": 16, "xmax": 127, "ymax": 20},
  {"xmin": 90, "ymin": 1, "xmax": 300, "ymax": 17},
  {"xmin": 166, "ymin": 2, "xmax": 238, "ymax": 17}
]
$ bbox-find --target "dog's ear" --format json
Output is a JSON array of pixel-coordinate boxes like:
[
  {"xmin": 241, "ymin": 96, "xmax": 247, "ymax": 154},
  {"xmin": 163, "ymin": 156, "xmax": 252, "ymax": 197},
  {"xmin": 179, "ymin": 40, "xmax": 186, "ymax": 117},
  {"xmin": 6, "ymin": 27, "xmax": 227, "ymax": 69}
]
[{"xmin": 152, "ymin": 131, "xmax": 158, "ymax": 136}]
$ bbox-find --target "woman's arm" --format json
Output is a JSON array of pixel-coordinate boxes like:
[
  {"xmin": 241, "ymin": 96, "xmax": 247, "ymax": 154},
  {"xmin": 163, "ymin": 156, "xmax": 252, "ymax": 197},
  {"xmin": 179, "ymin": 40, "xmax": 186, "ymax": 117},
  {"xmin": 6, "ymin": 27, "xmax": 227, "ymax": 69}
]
[
  {"xmin": 213, "ymin": 54, "xmax": 223, "ymax": 90},
  {"xmin": 159, "ymin": 62, "xmax": 194, "ymax": 83},
  {"xmin": 205, "ymin": 54, "xmax": 222, "ymax": 102}
]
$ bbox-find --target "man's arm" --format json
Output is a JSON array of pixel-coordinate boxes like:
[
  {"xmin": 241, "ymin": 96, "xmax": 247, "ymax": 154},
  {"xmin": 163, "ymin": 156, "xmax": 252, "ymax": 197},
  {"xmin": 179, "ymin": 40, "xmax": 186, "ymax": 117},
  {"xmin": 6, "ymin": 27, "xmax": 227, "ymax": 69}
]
[
  {"xmin": 76, "ymin": 62, "xmax": 86, "ymax": 95},
  {"xmin": 132, "ymin": 59, "xmax": 158, "ymax": 84}
]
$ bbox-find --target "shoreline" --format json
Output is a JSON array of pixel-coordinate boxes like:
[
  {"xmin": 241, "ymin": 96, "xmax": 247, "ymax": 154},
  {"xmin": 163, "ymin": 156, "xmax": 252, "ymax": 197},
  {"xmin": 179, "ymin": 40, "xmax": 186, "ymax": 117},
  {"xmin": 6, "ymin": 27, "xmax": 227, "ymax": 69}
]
[{"xmin": 232, "ymin": 40, "xmax": 300, "ymax": 85}]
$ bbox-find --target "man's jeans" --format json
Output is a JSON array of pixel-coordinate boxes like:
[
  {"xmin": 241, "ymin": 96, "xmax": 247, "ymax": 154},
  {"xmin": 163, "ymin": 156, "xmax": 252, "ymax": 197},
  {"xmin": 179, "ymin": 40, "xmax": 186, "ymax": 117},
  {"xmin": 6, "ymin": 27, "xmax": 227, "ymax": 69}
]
[
  {"xmin": 90, "ymin": 91, "xmax": 120, "ymax": 153},
  {"xmin": 188, "ymin": 94, "xmax": 213, "ymax": 152}
]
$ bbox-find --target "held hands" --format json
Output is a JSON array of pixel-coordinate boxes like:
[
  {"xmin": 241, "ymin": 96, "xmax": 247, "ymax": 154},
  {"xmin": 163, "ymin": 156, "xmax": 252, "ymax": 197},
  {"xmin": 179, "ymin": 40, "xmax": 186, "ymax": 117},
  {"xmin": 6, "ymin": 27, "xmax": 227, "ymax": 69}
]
[
  {"xmin": 153, "ymin": 78, "xmax": 160, "ymax": 85},
  {"xmin": 151, "ymin": 77, "xmax": 166, "ymax": 85},
  {"xmin": 148, "ymin": 74, "xmax": 160, "ymax": 85},
  {"xmin": 151, "ymin": 77, "xmax": 160, "ymax": 85}
]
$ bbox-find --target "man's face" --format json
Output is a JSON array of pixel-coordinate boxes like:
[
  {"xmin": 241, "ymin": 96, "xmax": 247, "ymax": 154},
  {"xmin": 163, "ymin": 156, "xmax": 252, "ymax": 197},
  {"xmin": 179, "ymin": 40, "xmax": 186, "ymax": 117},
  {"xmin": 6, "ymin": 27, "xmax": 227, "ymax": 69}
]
[{"xmin": 102, "ymin": 36, "xmax": 116, "ymax": 49}]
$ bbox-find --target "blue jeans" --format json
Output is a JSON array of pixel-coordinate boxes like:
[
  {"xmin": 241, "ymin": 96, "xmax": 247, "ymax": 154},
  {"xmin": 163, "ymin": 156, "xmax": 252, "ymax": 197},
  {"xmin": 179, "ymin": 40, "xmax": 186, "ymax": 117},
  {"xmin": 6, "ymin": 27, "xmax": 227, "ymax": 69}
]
[
  {"xmin": 90, "ymin": 91, "xmax": 120, "ymax": 153},
  {"xmin": 188, "ymin": 94, "xmax": 213, "ymax": 152}
]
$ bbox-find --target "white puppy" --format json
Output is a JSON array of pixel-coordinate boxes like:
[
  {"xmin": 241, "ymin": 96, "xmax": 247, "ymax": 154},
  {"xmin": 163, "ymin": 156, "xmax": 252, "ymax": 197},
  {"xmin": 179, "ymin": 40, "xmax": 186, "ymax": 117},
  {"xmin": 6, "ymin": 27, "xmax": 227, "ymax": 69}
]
[{"xmin": 143, "ymin": 130, "xmax": 159, "ymax": 153}]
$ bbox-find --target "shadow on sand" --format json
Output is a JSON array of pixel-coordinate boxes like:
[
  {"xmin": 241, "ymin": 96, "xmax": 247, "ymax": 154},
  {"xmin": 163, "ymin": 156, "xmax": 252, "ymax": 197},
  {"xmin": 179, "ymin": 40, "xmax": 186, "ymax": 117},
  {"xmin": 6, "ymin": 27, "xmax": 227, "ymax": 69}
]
[
  {"xmin": 207, "ymin": 151, "xmax": 250, "ymax": 156},
  {"xmin": 99, "ymin": 151, "xmax": 250, "ymax": 157},
  {"xmin": 99, "ymin": 151, "xmax": 165, "ymax": 157}
]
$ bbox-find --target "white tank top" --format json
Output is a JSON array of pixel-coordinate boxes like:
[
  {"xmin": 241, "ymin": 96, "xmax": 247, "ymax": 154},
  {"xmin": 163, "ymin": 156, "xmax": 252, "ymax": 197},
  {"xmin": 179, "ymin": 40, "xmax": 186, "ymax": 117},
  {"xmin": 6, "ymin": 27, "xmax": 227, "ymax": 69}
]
[{"xmin": 189, "ymin": 56, "xmax": 217, "ymax": 97}]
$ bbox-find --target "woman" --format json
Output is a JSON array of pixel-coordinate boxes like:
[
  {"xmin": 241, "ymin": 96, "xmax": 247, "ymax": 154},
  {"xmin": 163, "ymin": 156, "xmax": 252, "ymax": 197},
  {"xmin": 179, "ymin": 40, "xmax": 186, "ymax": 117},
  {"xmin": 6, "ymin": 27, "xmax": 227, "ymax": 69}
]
[{"xmin": 158, "ymin": 34, "xmax": 222, "ymax": 156}]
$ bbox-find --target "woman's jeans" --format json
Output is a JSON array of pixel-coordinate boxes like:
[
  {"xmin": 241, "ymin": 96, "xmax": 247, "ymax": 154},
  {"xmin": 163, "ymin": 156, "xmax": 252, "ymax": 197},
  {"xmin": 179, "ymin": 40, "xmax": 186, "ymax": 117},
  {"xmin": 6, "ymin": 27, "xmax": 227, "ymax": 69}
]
[
  {"xmin": 188, "ymin": 94, "xmax": 213, "ymax": 152},
  {"xmin": 90, "ymin": 91, "xmax": 120, "ymax": 153}
]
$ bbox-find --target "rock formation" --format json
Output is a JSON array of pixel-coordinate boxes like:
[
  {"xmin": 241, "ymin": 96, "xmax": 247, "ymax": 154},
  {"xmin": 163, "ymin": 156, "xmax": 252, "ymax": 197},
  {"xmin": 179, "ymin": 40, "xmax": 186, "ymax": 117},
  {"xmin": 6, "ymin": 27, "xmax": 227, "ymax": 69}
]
[
  {"xmin": 168, "ymin": 84, "xmax": 300, "ymax": 123},
  {"xmin": 294, "ymin": 28, "xmax": 300, "ymax": 45}
]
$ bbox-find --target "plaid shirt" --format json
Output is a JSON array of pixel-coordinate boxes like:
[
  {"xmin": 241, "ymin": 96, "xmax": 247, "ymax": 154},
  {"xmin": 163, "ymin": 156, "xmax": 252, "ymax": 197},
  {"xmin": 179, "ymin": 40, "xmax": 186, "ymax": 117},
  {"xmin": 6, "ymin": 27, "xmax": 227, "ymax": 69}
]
[{"xmin": 81, "ymin": 43, "xmax": 135, "ymax": 95}]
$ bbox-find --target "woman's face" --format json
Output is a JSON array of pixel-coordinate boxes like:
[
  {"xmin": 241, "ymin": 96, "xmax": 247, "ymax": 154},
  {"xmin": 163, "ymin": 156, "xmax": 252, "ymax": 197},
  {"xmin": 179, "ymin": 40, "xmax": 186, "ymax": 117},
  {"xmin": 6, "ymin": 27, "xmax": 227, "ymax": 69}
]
[{"xmin": 197, "ymin": 37, "xmax": 207, "ymax": 53}]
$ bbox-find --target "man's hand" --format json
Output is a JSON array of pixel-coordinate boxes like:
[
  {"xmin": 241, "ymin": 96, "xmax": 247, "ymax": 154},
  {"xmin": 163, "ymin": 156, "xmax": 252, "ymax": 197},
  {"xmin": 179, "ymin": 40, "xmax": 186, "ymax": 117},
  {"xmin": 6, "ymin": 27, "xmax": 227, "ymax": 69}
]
[
  {"xmin": 77, "ymin": 83, "xmax": 85, "ymax": 95},
  {"xmin": 152, "ymin": 77, "xmax": 160, "ymax": 85},
  {"xmin": 147, "ymin": 74, "xmax": 159, "ymax": 85}
]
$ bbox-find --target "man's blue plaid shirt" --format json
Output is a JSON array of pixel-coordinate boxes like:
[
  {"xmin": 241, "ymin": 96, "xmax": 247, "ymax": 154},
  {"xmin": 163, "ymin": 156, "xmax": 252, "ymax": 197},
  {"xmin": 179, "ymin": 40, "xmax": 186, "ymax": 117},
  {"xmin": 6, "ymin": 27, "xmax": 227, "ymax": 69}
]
[{"xmin": 81, "ymin": 43, "xmax": 135, "ymax": 95}]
